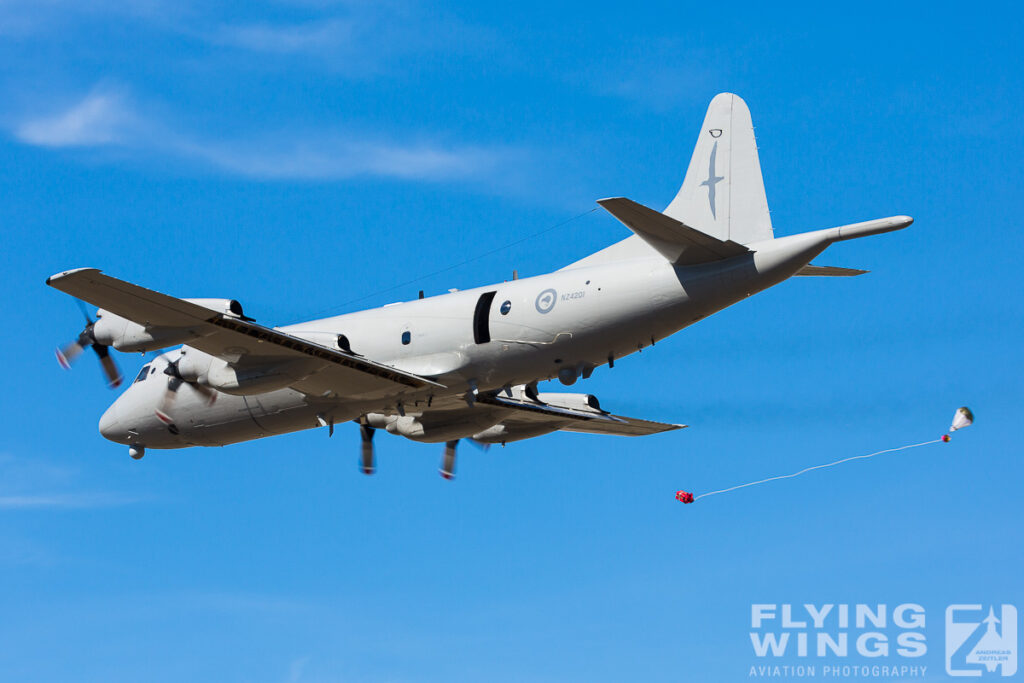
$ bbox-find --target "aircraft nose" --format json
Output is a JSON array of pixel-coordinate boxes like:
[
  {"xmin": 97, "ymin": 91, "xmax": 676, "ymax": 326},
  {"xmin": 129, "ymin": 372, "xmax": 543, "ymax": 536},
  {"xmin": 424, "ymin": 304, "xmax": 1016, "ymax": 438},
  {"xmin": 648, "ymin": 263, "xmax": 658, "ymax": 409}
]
[{"xmin": 98, "ymin": 402, "xmax": 129, "ymax": 444}]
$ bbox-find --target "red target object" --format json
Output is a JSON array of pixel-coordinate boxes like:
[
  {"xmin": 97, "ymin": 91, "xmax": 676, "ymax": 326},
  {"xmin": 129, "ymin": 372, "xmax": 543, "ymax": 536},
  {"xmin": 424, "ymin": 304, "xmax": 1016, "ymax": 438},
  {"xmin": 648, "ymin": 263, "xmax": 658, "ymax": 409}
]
[
  {"xmin": 942, "ymin": 434, "xmax": 951, "ymax": 443},
  {"xmin": 676, "ymin": 490, "xmax": 694, "ymax": 504}
]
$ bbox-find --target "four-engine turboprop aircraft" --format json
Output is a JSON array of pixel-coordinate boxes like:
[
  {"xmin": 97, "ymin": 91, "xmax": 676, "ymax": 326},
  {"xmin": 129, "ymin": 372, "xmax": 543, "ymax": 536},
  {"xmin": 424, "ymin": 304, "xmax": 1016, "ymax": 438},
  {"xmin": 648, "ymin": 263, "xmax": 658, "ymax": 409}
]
[{"xmin": 48, "ymin": 93, "xmax": 912, "ymax": 478}]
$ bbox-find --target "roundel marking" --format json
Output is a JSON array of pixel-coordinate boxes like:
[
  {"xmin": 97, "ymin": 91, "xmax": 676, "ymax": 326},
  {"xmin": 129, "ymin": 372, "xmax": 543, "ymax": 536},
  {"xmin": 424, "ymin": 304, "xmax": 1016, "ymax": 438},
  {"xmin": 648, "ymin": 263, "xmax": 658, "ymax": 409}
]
[{"xmin": 535, "ymin": 288, "xmax": 557, "ymax": 314}]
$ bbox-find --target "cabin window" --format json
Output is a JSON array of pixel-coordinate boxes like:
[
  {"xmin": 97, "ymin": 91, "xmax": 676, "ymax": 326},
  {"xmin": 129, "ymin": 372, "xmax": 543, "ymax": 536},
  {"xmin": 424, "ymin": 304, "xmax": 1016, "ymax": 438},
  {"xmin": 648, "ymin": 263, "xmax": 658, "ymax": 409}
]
[
  {"xmin": 134, "ymin": 365, "xmax": 151, "ymax": 383},
  {"xmin": 500, "ymin": 300, "xmax": 511, "ymax": 315},
  {"xmin": 401, "ymin": 331, "xmax": 411, "ymax": 345}
]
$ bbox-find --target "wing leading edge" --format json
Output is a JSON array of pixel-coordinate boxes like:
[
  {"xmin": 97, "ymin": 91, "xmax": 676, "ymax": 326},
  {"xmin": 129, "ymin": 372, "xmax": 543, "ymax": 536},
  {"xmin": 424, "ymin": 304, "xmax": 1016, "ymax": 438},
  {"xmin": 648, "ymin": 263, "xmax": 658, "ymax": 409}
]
[
  {"xmin": 46, "ymin": 268, "xmax": 443, "ymax": 398},
  {"xmin": 795, "ymin": 265, "xmax": 868, "ymax": 276},
  {"xmin": 477, "ymin": 392, "xmax": 685, "ymax": 437}
]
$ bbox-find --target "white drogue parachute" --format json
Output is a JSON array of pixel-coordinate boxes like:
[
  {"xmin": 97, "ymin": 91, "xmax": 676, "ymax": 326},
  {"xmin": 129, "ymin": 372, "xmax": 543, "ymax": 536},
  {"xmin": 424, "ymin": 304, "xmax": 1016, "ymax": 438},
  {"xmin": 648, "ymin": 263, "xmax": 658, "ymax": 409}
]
[
  {"xmin": 678, "ymin": 407, "xmax": 976, "ymax": 504},
  {"xmin": 950, "ymin": 406, "xmax": 974, "ymax": 432}
]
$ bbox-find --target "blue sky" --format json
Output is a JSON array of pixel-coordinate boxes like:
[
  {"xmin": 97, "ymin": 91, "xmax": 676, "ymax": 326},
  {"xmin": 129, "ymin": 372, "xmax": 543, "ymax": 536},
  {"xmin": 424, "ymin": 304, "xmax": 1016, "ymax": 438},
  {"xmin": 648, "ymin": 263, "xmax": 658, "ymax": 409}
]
[{"xmin": 1, "ymin": 1, "xmax": 1021, "ymax": 681}]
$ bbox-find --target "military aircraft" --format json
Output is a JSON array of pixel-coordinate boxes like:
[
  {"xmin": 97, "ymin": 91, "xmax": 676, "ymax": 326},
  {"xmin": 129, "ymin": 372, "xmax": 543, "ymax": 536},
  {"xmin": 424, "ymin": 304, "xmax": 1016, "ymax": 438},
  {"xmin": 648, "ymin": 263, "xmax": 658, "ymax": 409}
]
[{"xmin": 48, "ymin": 93, "xmax": 912, "ymax": 478}]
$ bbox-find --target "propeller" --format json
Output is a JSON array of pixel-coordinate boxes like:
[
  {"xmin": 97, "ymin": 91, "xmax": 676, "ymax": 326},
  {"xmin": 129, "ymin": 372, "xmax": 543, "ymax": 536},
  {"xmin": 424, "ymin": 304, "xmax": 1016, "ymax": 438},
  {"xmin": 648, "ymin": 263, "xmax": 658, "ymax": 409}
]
[
  {"xmin": 154, "ymin": 357, "xmax": 217, "ymax": 425},
  {"xmin": 55, "ymin": 305, "xmax": 122, "ymax": 388},
  {"xmin": 360, "ymin": 423, "xmax": 376, "ymax": 475},
  {"xmin": 440, "ymin": 440, "xmax": 458, "ymax": 480},
  {"xmin": 466, "ymin": 437, "xmax": 491, "ymax": 452}
]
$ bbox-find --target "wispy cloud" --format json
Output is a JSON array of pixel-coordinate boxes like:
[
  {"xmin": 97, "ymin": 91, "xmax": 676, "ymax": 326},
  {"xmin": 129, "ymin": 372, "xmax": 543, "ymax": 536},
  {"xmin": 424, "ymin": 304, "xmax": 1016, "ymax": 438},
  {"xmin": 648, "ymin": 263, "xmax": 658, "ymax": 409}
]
[
  {"xmin": 0, "ymin": 0, "xmax": 179, "ymax": 37},
  {"xmin": 0, "ymin": 453, "xmax": 146, "ymax": 511},
  {"xmin": 0, "ymin": 0, "xmax": 487, "ymax": 73},
  {"xmin": 13, "ymin": 87, "xmax": 522, "ymax": 184},
  {"xmin": 209, "ymin": 18, "xmax": 356, "ymax": 55},
  {"xmin": 14, "ymin": 88, "xmax": 138, "ymax": 147},
  {"xmin": 287, "ymin": 656, "xmax": 310, "ymax": 683},
  {"xmin": 598, "ymin": 64, "xmax": 713, "ymax": 111},
  {"xmin": 173, "ymin": 590, "xmax": 312, "ymax": 614},
  {"xmin": 582, "ymin": 41, "xmax": 717, "ymax": 112},
  {"xmin": 0, "ymin": 493, "xmax": 144, "ymax": 509},
  {"xmin": 185, "ymin": 137, "xmax": 510, "ymax": 182}
]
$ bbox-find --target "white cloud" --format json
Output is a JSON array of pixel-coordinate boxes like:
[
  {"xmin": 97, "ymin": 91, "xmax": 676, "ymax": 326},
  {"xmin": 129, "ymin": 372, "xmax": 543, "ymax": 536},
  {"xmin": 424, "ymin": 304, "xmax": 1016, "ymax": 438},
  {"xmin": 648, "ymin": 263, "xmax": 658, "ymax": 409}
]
[
  {"xmin": 0, "ymin": 493, "xmax": 144, "ymax": 509},
  {"xmin": 287, "ymin": 656, "xmax": 310, "ymax": 683},
  {"xmin": 160, "ymin": 590, "xmax": 312, "ymax": 614},
  {"xmin": 198, "ymin": 4, "xmax": 483, "ymax": 69},
  {"xmin": 14, "ymin": 89, "xmax": 137, "ymax": 147},
  {"xmin": 0, "ymin": 454, "xmax": 146, "ymax": 510},
  {"xmin": 186, "ymin": 137, "xmax": 508, "ymax": 182},
  {"xmin": 13, "ymin": 88, "xmax": 520, "ymax": 184},
  {"xmin": 210, "ymin": 18, "xmax": 355, "ymax": 55}
]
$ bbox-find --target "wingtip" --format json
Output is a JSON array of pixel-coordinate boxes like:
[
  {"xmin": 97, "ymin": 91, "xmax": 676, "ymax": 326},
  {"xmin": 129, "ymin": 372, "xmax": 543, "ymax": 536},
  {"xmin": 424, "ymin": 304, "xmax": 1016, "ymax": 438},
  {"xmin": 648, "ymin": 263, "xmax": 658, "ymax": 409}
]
[{"xmin": 46, "ymin": 267, "xmax": 101, "ymax": 287}]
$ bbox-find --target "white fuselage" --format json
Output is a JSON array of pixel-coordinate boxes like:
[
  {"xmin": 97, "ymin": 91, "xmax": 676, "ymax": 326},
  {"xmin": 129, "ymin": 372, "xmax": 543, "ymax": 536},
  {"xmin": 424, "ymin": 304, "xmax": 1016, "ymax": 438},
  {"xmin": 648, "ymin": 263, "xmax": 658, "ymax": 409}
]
[{"xmin": 98, "ymin": 230, "xmax": 829, "ymax": 450}]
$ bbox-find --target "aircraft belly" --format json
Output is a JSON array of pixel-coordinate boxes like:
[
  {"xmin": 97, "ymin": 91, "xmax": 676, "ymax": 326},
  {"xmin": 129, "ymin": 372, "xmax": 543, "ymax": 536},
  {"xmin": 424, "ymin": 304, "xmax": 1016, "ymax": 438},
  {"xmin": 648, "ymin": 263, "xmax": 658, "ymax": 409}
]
[
  {"xmin": 243, "ymin": 388, "xmax": 325, "ymax": 435},
  {"xmin": 189, "ymin": 392, "xmax": 259, "ymax": 429},
  {"xmin": 160, "ymin": 388, "xmax": 319, "ymax": 447}
]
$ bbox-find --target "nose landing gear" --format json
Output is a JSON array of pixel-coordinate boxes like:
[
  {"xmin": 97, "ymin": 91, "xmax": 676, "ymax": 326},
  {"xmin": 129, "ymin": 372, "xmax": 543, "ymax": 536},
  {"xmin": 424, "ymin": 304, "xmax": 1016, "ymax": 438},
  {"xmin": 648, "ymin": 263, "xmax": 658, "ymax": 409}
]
[{"xmin": 129, "ymin": 445, "xmax": 145, "ymax": 460}]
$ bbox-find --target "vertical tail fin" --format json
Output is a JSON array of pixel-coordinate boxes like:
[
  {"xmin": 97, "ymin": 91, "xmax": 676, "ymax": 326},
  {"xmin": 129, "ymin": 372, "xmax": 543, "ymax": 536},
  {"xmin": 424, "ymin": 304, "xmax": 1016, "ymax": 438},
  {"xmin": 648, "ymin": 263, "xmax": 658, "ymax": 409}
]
[{"xmin": 663, "ymin": 93, "xmax": 774, "ymax": 245}]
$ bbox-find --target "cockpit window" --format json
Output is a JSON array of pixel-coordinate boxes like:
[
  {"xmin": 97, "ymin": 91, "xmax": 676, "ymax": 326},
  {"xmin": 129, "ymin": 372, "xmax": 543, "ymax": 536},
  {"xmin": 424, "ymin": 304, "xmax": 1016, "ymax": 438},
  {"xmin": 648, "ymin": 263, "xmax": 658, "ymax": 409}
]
[{"xmin": 134, "ymin": 365, "xmax": 151, "ymax": 384}]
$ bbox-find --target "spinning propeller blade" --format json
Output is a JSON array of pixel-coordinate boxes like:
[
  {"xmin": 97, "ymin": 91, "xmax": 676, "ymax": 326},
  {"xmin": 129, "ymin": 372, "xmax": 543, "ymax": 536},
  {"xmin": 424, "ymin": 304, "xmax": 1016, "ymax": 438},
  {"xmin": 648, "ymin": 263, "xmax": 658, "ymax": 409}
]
[
  {"xmin": 56, "ymin": 333, "xmax": 88, "ymax": 369},
  {"xmin": 154, "ymin": 358, "xmax": 216, "ymax": 425},
  {"xmin": 155, "ymin": 375, "xmax": 182, "ymax": 425},
  {"xmin": 55, "ymin": 306, "xmax": 121, "ymax": 387},
  {"xmin": 92, "ymin": 343, "xmax": 123, "ymax": 388},
  {"xmin": 360, "ymin": 424, "xmax": 376, "ymax": 475},
  {"xmin": 440, "ymin": 440, "xmax": 458, "ymax": 480}
]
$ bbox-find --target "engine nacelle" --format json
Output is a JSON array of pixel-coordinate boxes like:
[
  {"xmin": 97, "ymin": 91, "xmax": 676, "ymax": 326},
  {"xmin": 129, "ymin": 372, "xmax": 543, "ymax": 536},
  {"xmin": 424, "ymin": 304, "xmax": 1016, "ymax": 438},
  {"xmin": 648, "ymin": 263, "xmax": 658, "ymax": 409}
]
[
  {"xmin": 470, "ymin": 394, "xmax": 603, "ymax": 444},
  {"xmin": 290, "ymin": 331, "xmax": 352, "ymax": 352},
  {"xmin": 366, "ymin": 410, "xmax": 502, "ymax": 443},
  {"xmin": 471, "ymin": 423, "xmax": 561, "ymax": 444},
  {"xmin": 536, "ymin": 392, "xmax": 603, "ymax": 413},
  {"xmin": 182, "ymin": 298, "xmax": 249, "ymax": 318},
  {"xmin": 204, "ymin": 357, "xmax": 317, "ymax": 396},
  {"xmin": 93, "ymin": 299, "xmax": 248, "ymax": 353},
  {"xmin": 174, "ymin": 347, "xmax": 214, "ymax": 382},
  {"xmin": 93, "ymin": 312, "xmax": 198, "ymax": 353}
]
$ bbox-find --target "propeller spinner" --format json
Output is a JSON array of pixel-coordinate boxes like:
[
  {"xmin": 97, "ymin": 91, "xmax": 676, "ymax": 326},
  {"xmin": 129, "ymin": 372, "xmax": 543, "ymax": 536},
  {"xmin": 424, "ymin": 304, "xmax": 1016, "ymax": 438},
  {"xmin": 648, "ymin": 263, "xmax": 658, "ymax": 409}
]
[
  {"xmin": 55, "ymin": 309, "xmax": 122, "ymax": 388},
  {"xmin": 154, "ymin": 357, "xmax": 217, "ymax": 426}
]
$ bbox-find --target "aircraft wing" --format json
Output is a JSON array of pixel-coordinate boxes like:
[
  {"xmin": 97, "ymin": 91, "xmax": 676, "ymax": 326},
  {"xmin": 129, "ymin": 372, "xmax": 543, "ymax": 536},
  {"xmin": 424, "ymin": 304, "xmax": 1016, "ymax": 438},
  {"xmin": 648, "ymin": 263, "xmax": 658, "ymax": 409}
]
[
  {"xmin": 597, "ymin": 197, "xmax": 750, "ymax": 266},
  {"xmin": 477, "ymin": 392, "xmax": 685, "ymax": 436},
  {"xmin": 46, "ymin": 268, "xmax": 443, "ymax": 399},
  {"xmin": 795, "ymin": 264, "xmax": 868, "ymax": 276}
]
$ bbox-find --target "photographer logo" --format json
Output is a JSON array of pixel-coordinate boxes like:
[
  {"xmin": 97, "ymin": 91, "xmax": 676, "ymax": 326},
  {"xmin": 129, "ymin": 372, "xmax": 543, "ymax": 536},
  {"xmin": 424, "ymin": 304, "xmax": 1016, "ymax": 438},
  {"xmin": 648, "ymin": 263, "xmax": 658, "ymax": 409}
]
[{"xmin": 946, "ymin": 605, "xmax": 1017, "ymax": 677}]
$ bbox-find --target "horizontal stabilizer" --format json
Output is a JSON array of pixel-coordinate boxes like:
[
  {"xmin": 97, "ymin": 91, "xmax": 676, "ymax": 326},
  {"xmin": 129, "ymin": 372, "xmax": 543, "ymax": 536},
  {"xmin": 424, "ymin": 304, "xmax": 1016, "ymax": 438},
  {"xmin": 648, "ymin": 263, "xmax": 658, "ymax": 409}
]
[
  {"xmin": 796, "ymin": 265, "xmax": 868, "ymax": 277},
  {"xmin": 597, "ymin": 197, "xmax": 749, "ymax": 266}
]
